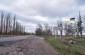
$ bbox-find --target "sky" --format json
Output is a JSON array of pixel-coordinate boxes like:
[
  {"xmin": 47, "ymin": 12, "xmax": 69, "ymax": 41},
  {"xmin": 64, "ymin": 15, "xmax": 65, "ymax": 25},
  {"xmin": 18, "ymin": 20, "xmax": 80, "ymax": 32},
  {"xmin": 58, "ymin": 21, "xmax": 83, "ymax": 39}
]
[{"xmin": 0, "ymin": 0, "xmax": 85, "ymax": 33}]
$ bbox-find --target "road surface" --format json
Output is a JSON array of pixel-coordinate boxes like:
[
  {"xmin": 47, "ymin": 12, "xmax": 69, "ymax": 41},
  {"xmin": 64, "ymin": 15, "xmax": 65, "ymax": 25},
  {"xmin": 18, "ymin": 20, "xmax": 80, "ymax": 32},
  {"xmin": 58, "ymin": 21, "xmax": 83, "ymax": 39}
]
[
  {"xmin": 0, "ymin": 35, "xmax": 30, "ymax": 42},
  {"xmin": 0, "ymin": 35, "xmax": 31, "ymax": 46},
  {"xmin": 0, "ymin": 35, "xmax": 59, "ymax": 55}
]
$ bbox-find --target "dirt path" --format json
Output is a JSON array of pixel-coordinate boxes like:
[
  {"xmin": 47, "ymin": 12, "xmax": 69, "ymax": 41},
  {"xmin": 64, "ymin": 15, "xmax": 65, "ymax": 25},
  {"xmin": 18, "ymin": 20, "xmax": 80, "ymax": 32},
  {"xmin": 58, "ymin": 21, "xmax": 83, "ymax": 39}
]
[{"xmin": 0, "ymin": 36, "xmax": 59, "ymax": 55}]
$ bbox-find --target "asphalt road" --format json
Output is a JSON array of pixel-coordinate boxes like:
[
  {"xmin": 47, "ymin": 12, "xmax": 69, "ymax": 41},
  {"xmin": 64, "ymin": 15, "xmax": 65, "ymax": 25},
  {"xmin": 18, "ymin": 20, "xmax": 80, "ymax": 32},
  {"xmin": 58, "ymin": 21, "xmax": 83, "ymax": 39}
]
[
  {"xmin": 0, "ymin": 35, "xmax": 59, "ymax": 55},
  {"xmin": 0, "ymin": 35, "xmax": 32, "ymax": 46},
  {"xmin": 0, "ymin": 35, "xmax": 31, "ymax": 42}
]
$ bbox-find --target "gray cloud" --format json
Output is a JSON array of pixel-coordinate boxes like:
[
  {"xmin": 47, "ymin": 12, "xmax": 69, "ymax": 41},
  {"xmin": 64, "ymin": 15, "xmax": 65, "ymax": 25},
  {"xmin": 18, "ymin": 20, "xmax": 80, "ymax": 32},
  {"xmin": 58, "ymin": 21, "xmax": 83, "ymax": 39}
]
[
  {"xmin": 76, "ymin": 0, "xmax": 85, "ymax": 5},
  {"xmin": 0, "ymin": 0, "xmax": 83, "ymax": 18},
  {"xmin": 0, "ymin": 0, "xmax": 77, "ymax": 18},
  {"xmin": 27, "ymin": 0, "xmax": 78, "ymax": 18},
  {"xmin": 0, "ymin": 0, "xmax": 16, "ymax": 7},
  {"xmin": 0, "ymin": 0, "xmax": 85, "ymax": 32},
  {"xmin": 17, "ymin": 16, "xmax": 47, "ymax": 24}
]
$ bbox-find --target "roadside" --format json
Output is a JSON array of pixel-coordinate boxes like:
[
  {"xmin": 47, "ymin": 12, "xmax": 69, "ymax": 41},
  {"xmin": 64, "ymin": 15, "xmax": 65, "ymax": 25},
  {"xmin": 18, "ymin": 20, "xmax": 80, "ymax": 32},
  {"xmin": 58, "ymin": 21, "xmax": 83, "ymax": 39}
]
[{"xmin": 46, "ymin": 36, "xmax": 85, "ymax": 55}]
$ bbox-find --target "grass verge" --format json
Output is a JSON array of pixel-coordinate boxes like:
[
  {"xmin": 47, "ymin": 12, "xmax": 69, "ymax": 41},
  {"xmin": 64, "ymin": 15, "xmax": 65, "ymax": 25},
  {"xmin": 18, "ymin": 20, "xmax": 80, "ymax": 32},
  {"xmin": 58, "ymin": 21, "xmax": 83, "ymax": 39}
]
[{"xmin": 45, "ymin": 37, "xmax": 85, "ymax": 55}]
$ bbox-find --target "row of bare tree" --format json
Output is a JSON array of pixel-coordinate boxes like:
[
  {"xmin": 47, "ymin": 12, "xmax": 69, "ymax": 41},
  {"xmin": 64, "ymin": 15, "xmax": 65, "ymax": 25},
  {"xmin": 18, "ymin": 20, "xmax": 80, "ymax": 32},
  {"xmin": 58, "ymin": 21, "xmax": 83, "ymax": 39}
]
[
  {"xmin": 35, "ymin": 12, "xmax": 83, "ymax": 38},
  {"xmin": 0, "ymin": 11, "xmax": 26, "ymax": 35},
  {"xmin": 35, "ymin": 24, "xmax": 52, "ymax": 36},
  {"xmin": 56, "ymin": 12, "xmax": 83, "ymax": 38}
]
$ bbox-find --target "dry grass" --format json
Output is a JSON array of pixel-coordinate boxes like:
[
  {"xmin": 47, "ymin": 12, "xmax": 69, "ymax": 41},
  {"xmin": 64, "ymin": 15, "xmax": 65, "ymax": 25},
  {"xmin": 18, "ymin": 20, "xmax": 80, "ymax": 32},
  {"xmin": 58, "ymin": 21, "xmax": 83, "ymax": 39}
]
[{"xmin": 46, "ymin": 36, "xmax": 85, "ymax": 55}]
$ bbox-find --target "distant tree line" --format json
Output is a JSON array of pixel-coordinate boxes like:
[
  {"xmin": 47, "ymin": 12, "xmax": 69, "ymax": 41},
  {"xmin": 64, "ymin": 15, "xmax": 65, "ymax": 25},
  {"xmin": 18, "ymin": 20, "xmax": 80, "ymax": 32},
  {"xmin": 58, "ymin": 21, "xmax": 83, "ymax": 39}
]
[
  {"xmin": 35, "ymin": 12, "xmax": 84, "ymax": 38},
  {"xmin": 35, "ymin": 24, "xmax": 52, "ymax": 36},
  {"xmin": 0, "ymin": 11, "xmax": 26, "ymax": 35}
]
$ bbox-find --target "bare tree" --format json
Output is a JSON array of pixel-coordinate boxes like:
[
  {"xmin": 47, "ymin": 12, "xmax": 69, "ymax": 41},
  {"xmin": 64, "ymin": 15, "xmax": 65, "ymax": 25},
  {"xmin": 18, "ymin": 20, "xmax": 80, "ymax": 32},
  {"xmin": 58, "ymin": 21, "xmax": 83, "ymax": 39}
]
[
  {"xmin": 44, "ymin": 24, "xmax": 52, "ymax": 36},
  {"xmin": 5, "ymin": 13, "xmax": 11, "ymax": 34},
  {"xmin": 64, "ymin": 21, "xmax": 77, "ymax": 37},
  {"xmin": 15, "ymin": 21, "xmax": 19, "ymax": 35},
  {"xmin": 57, "ymin": 20, "xmax": 63, "ymax": 37},
  {"xmin": 77, "ymin": 12, "xmax": 83, "ymax": 38},
  {"xmin": 0, "ymin": 12, "xmax": 26, "ymax": 35},
  {"xmin": 0, "ymin": 11, "xmax": 4, "ymax": 35},
  {"xmin": 3, "ymin": 18, "xmax": 6, "ymax": 34},
  {"xmin": 13, "ymin": 15, "xmax": 16, "ymax": 35},
  {"xmin": 53, "ymin": 26, "xmax": 58, "ymax": 37},
  {"xmin": 35, "ymin": 24, "xmax": 43, "ymax": 36}
]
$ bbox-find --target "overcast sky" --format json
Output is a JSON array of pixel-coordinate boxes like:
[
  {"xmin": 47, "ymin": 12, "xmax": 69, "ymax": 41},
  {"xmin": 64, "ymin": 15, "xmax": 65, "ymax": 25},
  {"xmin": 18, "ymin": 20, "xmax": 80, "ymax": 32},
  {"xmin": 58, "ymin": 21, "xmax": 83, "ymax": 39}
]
[{"xmin": 0, "ymin": 0, "xmax": 85, "ymax": 32}]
